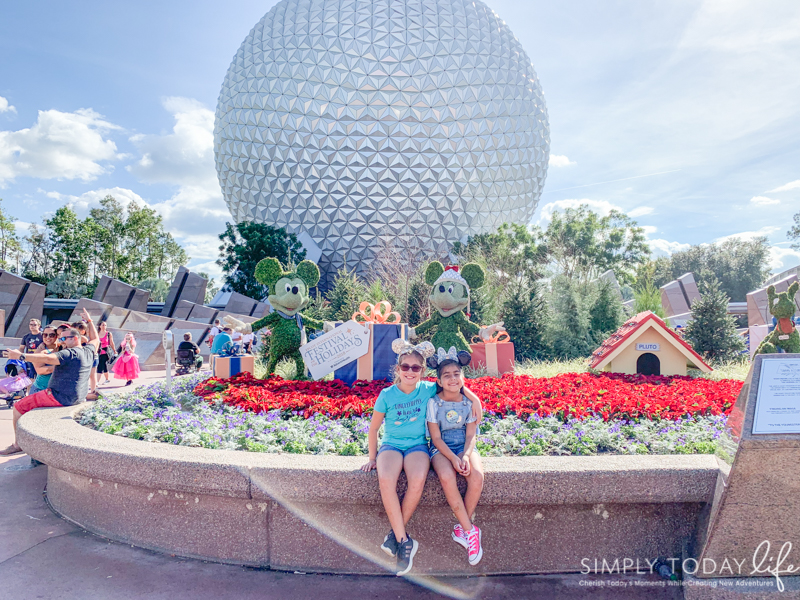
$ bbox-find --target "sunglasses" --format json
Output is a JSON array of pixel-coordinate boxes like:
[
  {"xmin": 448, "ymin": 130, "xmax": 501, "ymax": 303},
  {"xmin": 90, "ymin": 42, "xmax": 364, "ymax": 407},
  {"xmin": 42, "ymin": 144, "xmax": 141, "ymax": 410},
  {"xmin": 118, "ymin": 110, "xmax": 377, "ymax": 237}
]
[
  {"xmin": 398, "ymin": 364, "xmax": 424, "ymax": 373},
  {"xmin": 58, "ymin": 335, "xmax": 77, "ymax": 342},
  {"xmin": 43, "ymin": 333, "xmax": 57, "ymax": 338}
]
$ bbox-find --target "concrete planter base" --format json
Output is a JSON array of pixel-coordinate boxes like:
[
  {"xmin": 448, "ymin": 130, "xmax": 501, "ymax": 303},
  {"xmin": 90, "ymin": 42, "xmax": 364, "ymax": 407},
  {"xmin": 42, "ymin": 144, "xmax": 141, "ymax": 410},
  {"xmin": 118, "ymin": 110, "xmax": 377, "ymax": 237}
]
[{"xmin": 20, "ymin": 405, "xmax": 725, "ymax": 576}]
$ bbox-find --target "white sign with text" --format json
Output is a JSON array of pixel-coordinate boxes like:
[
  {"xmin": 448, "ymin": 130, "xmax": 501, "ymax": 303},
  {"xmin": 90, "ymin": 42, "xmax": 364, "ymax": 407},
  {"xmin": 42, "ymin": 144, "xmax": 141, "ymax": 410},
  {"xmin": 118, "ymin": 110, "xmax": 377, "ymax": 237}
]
[
  {"xmin": 753, "ymin": 359, "xmax": 800, "ymax": 434},
  {"xmin": 635, "ymin": 343, "xmax": 660, "ymax": 352},
  {"xmin": 300, "ymin": 320, "xmax": 371, "ymax": 380}
]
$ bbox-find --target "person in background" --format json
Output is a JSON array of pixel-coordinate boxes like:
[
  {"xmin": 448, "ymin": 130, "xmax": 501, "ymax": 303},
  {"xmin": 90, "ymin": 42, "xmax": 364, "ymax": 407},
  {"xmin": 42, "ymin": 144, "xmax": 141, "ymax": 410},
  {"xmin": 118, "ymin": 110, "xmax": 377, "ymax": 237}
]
[
  {"xmin": 19, "ymin": 319, "xmax": 43, "ymax": 354},
  {"xmin": 242, "ymin": 331, "xmax": 255, "ymax": 354},
  {"xmin": 112, "ymin": 332, "xmax": 141, "ymax": 386},
  {"xmin": 207, "ymin": 319, "xmax": 222, "ymax": 348},
  {"xmin": 177, "ymin": 332, "xmax": 203, "ymax": 370},
  {"xmin": 231, "ymin": 328, "xmax": 243, "ymax": 349},
  {"xmin": 210, "ymin": 327, "xmax": 232, "ymax": 354},
  {"xmin": 96, "ymin": 322, "xmax": 115, "ymax": 385},
  {"xmin": 72, "ymin": 321, "xmax": 97, "ymax": 396},
  {"xmin": 28, "ymin": 326, "xmax": 59, "ymax": 394},
  {"xmin": 0, "ymin": 308, "xmax": 99, "ymax": 456}
]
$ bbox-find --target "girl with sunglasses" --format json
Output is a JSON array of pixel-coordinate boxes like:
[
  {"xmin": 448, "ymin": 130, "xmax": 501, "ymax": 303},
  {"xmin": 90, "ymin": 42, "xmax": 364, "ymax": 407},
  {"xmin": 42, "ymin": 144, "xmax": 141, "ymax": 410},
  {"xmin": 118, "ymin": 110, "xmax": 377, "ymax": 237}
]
[
  {"xmin": 28, "ymin": 326, "xmax": 59, "ymax": 395},
  {"xmin": 361, "ymin": 340, "xmax": 483, "ymax": 576}
]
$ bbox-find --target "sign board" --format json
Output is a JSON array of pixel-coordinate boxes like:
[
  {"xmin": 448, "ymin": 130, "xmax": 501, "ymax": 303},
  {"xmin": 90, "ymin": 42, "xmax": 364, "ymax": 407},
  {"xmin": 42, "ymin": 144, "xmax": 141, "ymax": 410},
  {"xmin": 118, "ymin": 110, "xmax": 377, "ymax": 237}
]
[
  {"xmin": 300, "ymin": 320, "xmax": 371, "ymax": 380},
  {"xmin": 752, "ymin": 358, "xmax": 800, "ymax": 434},
  {"xmin": 635, "ymin": 343, "xmax": 660, "ymax": 352}
]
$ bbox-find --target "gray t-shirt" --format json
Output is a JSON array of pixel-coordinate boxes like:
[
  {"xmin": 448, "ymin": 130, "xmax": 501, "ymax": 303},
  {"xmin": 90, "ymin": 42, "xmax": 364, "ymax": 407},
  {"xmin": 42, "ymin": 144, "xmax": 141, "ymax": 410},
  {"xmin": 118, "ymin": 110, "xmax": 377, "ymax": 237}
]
[{"xmin": 48, "ymin": 345, "xmax": 97, "ymax": 406}]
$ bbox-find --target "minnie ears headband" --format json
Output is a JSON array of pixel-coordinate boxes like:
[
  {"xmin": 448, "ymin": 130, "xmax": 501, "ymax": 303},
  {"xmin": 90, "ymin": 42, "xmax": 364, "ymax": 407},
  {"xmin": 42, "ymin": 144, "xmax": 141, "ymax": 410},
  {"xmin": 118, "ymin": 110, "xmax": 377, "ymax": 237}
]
[
  {"xmin": 427, "ymin": 346, "xmax": 472, "ymax": 370},
  {"xmin": 391, "ymin": 339, "xmax": 435, "ymax": 360}
]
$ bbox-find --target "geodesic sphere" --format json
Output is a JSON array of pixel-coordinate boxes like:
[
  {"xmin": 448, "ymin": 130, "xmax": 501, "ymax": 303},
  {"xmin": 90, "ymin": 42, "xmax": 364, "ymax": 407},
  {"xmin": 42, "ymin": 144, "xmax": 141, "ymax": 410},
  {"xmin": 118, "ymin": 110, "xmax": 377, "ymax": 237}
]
[{"xmin": 214, "ymin": 0, "xmax": 549, "ymax": 286}]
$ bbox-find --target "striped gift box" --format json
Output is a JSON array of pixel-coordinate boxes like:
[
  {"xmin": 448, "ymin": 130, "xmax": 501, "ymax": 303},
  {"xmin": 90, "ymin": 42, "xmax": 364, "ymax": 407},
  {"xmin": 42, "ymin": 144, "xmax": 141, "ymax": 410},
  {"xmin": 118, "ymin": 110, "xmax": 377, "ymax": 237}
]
[{"xmin": 211, "ymin": 355, "xmax": 255, "ymax": 379}]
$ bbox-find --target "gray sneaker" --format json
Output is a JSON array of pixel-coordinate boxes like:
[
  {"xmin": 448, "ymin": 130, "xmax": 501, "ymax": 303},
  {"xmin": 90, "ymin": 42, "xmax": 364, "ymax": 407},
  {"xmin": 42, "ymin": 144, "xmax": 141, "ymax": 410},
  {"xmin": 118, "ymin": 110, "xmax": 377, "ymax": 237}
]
[
  {"xmin": 381, "ymin": 530, "xmax": 398, "ymax": 557},
  {"xmin": 396, "ymin": 535, "xmax": 418, "ymax": 576}
]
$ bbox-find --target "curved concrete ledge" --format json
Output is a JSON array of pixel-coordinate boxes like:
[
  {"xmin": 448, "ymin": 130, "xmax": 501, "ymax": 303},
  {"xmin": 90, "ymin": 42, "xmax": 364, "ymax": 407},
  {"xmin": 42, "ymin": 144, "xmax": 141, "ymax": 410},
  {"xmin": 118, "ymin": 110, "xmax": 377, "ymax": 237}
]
[{"xmin": 18, "ymin": 406, "xmax": 727, "ymax": 576}]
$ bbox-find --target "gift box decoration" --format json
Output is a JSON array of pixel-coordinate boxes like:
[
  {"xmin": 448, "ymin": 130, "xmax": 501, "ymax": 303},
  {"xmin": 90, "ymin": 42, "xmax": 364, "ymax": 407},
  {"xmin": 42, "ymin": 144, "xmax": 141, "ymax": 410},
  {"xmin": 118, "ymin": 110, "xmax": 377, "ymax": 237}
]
[
  {"xmin": 212, "ymin": 354, "xmax": 255, "ymax": 379},
  {"xmin": 470, "ymin": 330, "xmax": 515, "ymax": 376},
  {"xmin": 334, "ymin": 302, "xmax": 407, "ymax": 385}
]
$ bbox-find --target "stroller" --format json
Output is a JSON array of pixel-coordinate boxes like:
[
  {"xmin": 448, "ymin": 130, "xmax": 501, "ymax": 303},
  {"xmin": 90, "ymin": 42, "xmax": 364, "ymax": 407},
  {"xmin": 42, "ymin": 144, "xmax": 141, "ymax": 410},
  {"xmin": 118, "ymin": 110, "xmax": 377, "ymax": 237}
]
[{"xmin": 0, "ymin": 359, "xmax": 33, "ymax": 409}]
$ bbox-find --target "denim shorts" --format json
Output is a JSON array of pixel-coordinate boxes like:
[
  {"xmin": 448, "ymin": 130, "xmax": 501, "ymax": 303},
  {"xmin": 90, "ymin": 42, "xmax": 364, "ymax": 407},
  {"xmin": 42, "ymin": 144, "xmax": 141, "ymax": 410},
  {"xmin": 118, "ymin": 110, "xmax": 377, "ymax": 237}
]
[
  {"xmin": 378, "ymin": 443, "xmax": 430, "ymax": 458},
  {"xmin": 429, "ymin": 441, "xmax": 465, "ymax": 458}
]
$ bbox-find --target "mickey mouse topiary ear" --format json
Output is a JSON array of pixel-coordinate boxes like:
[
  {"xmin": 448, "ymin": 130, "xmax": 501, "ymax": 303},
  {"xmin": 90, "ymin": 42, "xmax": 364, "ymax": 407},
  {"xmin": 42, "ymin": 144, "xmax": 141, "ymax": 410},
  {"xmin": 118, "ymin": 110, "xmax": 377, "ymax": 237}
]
[
  {"xmin": 255, "ymin": 258, "xmax": 284, "ymax": 288},
  {"xmin": 425, "ymin": 261, "xmax": 444, "ymax": 285}
]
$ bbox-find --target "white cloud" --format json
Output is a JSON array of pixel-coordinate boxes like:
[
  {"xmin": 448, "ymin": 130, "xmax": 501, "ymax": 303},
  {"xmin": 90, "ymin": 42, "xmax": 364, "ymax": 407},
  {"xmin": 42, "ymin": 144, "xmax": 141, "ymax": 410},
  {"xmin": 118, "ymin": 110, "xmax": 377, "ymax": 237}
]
[
  {"xmin": 649, "ymin": 238, "xmax": 692, "ymax": 257},
  {"xmin": 641, "ymin": 225, "xmax": 658, "ymax": 235},
  {"xmin": 0, "ymin": 108, "xmax": 121, "ymax": 185},
  {"xmin": 127, "ymin": 97, "xmax": 216, "ymax": 187},
  {"xmin": 549, "ymin": 154, "xmax": 576, "ymax": 167},
  {"xmin": 768, "ymin": 246, "xmax": 800, "ymax": 271},
  {"xmin": 749, "ymin": 195, "xmax": 780, "ymax": 206},
  {"xmin": 628, "ymin": 206, "xmax": 654, "ymax": 218},
  {"xmin": 714, "ymin": 225, "xmax": 782, "ymax": 243},
  {"xmin": 0, "ymin": 96, "xmax": 16, "ymax": 114},
  {"xmin": 46, "ymin": 187, "xmax": 148, "ymax": 215},
  {"xmin": 767, "ymin": 180, "xmax": 800, "ymax": 193}
]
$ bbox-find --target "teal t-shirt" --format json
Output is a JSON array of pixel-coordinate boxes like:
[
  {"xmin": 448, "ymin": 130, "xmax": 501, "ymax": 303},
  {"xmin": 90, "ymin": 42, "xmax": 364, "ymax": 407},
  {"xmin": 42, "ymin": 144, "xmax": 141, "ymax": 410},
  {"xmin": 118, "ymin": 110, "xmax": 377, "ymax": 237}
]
[
  {"xmin": 374, "ymin": 381, "xmax": 437, "ymax": 450},
  {"xmin": 211, "ymin": 333, "xmax": 232, "ymax": 354}
]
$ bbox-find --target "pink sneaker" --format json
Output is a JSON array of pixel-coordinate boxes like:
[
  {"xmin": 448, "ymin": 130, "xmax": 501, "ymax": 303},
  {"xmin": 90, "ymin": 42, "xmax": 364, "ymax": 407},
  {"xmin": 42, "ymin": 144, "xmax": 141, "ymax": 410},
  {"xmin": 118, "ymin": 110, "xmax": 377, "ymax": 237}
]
[
  {"xmin": 452, "ymin": 524, "xmax": 468, "ymax": 549},
  {"xmin": 466, "ymin": 526, "xmax": 483, "ymax": 566}
]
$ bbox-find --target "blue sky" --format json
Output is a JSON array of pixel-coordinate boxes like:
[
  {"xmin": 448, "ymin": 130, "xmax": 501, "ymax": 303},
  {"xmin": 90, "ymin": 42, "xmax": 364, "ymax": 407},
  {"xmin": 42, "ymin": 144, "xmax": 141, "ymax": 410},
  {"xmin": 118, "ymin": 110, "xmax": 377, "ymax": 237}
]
[{"xmin": 1, "ymin": 0, "xmax": 798, "ymax": 279}]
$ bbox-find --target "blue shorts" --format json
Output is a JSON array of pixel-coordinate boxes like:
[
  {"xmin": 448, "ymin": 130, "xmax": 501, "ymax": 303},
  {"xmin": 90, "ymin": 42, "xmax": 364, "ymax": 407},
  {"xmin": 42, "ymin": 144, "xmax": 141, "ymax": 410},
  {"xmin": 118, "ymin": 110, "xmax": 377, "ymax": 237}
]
[
  {"xmin": 429, "ymin": 441, "xmax": 465, "ymax": 458},
  {"xmin": 378, "ymin": 443, "xmax": 430, "ymax": 458}
]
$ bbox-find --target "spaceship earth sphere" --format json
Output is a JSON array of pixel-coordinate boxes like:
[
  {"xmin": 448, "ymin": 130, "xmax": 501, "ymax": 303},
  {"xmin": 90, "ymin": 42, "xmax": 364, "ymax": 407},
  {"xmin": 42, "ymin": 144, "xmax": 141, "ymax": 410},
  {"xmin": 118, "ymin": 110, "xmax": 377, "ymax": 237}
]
[{"xmin": 214, "ymin": 0, "xmax": 550, "ymax": 286}]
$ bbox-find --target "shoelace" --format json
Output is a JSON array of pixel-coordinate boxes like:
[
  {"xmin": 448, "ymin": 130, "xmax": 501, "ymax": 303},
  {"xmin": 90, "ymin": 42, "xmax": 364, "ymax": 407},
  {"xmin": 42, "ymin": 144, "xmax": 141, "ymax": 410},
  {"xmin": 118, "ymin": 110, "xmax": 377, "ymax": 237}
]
[{"xmin": 467, "ymin": 530, "xmax": 480, "ymax": 554}]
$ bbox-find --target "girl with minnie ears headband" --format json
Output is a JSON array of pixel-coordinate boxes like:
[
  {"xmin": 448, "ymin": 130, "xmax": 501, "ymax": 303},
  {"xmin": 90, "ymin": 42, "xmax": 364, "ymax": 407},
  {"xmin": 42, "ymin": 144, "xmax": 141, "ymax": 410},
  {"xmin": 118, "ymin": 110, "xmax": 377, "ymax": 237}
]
[
  {"xmin": 425, "ymin": 347, "xmax": 485, "ymax": 566},
  {"xmin": 360, "ymin": 339, "xmax": 483, "ymax": 576}
]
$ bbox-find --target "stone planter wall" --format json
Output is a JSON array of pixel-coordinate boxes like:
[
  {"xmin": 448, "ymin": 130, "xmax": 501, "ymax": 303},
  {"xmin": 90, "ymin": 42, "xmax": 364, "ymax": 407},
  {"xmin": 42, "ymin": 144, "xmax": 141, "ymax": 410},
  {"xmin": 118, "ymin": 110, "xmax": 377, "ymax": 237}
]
[{"xmin": 18, "ymin": 406, "xmax": 727, "ymax": 576}]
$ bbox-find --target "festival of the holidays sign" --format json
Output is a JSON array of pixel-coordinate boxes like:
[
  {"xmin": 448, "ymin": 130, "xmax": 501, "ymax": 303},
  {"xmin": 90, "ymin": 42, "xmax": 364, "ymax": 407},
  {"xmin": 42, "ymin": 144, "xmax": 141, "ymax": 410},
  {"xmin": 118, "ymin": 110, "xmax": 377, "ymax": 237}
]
[
  {"xmin": 300, "ymin": 320, "xmax": 371, "ymax": 380},
  {"xmin": 752, "ymin": 358, "xmax": 800, "ymax": 434}
]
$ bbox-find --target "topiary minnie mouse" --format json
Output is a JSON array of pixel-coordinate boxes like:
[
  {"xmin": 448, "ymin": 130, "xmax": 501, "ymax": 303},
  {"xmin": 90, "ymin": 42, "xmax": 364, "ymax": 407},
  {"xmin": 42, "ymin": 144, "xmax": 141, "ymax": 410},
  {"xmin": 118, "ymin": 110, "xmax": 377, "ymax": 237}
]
[
  {"xmin": 225, "ymin": 258, "xmax": 331, "ymax": 376},
  {"xmin": 409, "ymin": 261, "xmax": 505, "ymax": 353}
]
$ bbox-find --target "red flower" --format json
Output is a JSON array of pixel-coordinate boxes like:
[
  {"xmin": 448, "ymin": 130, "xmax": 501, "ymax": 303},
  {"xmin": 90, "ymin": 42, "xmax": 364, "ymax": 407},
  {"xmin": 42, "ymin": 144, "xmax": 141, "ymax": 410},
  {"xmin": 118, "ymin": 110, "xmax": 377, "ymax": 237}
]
[{"xmin": 193, "ymin": 371, "xmax": 743, "ymax": 422}]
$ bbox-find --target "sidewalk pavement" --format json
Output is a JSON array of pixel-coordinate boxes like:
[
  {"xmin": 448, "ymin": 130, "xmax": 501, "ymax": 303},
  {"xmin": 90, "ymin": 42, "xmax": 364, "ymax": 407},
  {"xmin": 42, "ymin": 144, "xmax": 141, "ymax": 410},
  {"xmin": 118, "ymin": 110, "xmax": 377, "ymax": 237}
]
[{"xmin": 0, "ymin": 375, "xmax": 683, "ymax": 600}]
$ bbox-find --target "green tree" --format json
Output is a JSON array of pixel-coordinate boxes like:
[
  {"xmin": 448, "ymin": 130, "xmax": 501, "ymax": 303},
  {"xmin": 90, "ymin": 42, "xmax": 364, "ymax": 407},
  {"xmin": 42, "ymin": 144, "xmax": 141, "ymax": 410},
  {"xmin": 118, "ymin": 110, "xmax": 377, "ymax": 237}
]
[
  {"xmin": 0, "ymin": 199, "xmax": 21, "ymax": 271},
  {"xmin": 683, "ymin": 279, "xmax": 745, "ymax": 363},
  {"xmin": 217, "ymin": 222, "xmax": 305, "ymax": 300},
  {"xmin": 453, "ymin": 223, "xmax": 548, "ymax": 287},
  {"xmin": 500, "ymin": 280, "xmax": 550, "ymax": 361},
  {"xmin": 136, "ymin": 277, "xmax": 171, "ymax": 302},
  {"xmin": 45, "ymin": 273, "xmax": 88, "ymax": 299},
  {"xmin": 46, "ymin": 206, "xmax": 92, "ymax": 281},
  {"xmin": 589, "ymin": 280, "xmax": 625, "ymax": 341},
  {"xmin": 325, "ymin": 266, "xmax": 365, "ymax": 321},
  {"xmin": 633, "ymin": 279, "xmax": 667, "ymax": 319},
  {"xmin": 662, "ymin": 238, "xmax": 770, "ymax": 301},
  {"xmin": 545, "ymin": 275, "xmax": 595, "ymax": 359},
  {"xmin": 544, "ymin": 205, "xmax": 650, "ymax": 285},
  {"xmin": 198, "ymin": 272, "xmax": 220, "ymax": 305},
  {"xmin": 789, "ymin": 211, "xmax": 800, "ymax": 251}
]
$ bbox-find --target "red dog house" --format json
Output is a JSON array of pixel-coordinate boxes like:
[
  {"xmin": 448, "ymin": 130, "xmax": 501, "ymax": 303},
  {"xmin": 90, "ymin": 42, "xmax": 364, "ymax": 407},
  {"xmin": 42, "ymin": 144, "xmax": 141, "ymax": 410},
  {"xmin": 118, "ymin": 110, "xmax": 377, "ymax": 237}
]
[{"xmin": 590, "ymin": 311, "xmax": 711, "ymax": 376}]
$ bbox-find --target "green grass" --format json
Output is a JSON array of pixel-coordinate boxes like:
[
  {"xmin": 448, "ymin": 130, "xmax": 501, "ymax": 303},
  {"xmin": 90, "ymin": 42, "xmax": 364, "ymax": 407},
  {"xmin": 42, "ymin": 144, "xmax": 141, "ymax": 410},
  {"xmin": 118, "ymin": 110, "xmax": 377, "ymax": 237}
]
[{"xmin": 254, "ymin": 355, "xmax": 750, "ymax": 382}]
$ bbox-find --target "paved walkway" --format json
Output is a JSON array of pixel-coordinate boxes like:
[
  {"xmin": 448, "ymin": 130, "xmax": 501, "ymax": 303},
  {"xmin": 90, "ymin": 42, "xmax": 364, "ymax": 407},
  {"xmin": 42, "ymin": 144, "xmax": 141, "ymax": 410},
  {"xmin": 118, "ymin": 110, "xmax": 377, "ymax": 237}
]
[{"xmin": 0, "ymin": 376, "xmax": 683, "ymax": 600}]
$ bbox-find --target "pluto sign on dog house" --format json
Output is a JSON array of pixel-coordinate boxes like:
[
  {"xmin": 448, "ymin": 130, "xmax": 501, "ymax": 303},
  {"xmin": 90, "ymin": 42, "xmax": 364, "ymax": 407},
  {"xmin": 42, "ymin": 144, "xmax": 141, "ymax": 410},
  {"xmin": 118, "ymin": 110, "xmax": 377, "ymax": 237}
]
[{"xmin": 590, "ymin": 311, "xmax": 711, "ymax": 376}]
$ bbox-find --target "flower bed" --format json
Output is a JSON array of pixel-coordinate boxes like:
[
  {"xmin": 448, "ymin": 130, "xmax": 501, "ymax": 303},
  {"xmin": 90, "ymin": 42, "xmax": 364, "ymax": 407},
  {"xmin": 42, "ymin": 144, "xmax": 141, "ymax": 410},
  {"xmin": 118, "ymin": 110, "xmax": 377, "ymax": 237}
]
[
  {"xmin": 194, "ymin": 371, "xmax": 742, "ymax": 421},
  {"xmin": 77, "ymin": 371, "xmax": 741, "ymax": 458}
]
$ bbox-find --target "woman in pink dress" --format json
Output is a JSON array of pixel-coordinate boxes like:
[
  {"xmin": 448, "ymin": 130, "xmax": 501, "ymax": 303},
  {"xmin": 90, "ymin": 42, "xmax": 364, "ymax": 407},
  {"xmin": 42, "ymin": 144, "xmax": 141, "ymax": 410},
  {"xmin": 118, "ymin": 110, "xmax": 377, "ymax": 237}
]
[{"xmin": 113, "ymin": 332, "xmax": 141, "ymax": 386}]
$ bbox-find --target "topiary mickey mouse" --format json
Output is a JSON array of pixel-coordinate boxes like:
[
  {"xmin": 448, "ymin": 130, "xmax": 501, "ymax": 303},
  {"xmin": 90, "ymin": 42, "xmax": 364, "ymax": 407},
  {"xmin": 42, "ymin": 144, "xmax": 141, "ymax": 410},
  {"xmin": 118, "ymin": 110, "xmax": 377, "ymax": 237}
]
[
  {"xmin": 755, "ymin": 281, "xmax": 800, "ymax": 355},
  {"xmin": 409, "ymin": 261, "xmax": 505, "ymax": 353},
  {"xmin": 224, "ymin": 258, "xmax": 331, "ymax": 377}
]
